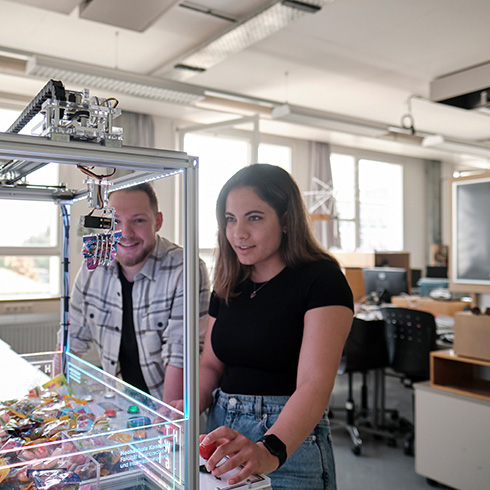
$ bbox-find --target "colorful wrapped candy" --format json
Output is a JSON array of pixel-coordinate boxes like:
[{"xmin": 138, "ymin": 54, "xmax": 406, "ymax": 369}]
[
  {"xmin": 27, "ymin": 469, "xmax": 81, "ymax": 490},
  {"xmin": 82, "ymin": 230, "xmax": 122, "ymax": 270}
]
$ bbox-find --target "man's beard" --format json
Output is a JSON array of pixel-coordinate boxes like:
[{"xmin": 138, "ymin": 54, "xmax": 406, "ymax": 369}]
[{"xmin": 116, "ymin": 243, "xmax": 153, "ymax": 269}]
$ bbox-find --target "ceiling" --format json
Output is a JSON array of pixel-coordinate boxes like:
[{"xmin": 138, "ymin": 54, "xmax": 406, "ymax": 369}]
[{"xmin": 1, "ymin": 0, "xmax": 490, "ymax": 169}]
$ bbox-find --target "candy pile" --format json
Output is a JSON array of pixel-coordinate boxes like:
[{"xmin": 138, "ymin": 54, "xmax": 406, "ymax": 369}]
[{"xmin": 0, "ymin": 376, "xmax": 127, "ymax": 490}]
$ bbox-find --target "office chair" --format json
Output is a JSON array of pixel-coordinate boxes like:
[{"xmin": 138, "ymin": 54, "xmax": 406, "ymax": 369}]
[
  {"xmin": 379, "ymin": 306, "xmax": 437, "ymax": 455},
  {"xmin": 334, "ymin": 316, "xmax": 389, "ymax": 455}
]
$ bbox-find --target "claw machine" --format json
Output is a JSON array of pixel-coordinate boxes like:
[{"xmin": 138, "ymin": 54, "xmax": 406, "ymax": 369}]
[{"xmin": 0, "ymin": 80, "xmax": 270, "ymax": 490}]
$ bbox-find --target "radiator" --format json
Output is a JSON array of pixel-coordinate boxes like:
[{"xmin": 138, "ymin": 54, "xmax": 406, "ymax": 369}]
[{"xmin": 0, "ymin": 313, "xmax": 60, "ymax": 354}]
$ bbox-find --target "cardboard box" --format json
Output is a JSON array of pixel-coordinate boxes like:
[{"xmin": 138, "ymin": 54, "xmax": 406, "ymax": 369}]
[
  {"xmin": 343, "ymin": 267, "xmax": 365, "ymax": 303},
  {"xmin": 332, "ymin": 251, "xmax": 410, "ymax": 270},
  {"xmin": 453, "ymin": 311, "xmax": 490, "ymax": 362},
  {"xmin": 391, "ymin": 296, "xmax": 469, "ymax": 317}
]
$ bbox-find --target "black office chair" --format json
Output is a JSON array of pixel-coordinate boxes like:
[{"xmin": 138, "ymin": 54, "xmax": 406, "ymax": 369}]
[
  {"xmin": 379, "ymin": 306, "xmax": 437, "ymax": 455},
  {"xmin": 334, "ymin": 316, "xmax": 389, "ymax": 455}
]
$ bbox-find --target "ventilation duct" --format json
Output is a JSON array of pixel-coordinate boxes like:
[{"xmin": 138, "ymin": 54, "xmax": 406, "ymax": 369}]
[
  {"xmin": 430, "ymin": 61, "xmax": 490, "ymax": 111},
  {"xmin": 155, "ymin": 0, "xmax": 329, "ymax": 81}
]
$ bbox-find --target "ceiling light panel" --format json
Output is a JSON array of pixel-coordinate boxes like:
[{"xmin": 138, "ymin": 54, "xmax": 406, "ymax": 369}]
[
  {"xmin": 3, "ymin": 0, "xmax": 82, "ymax": 15},
  {"xmin": 272, "ymin": 103, "xmax": 388, "ymax": 138},
  {"xmin": 26, "ymin": 55, "xmax": 206, "ymax": 105},
  {"xmin": 79, "ymin": 0, "xmax": 179, "ymax": 32},
  {"xmin": 163, "ymin": 0, "xmax": 328, "ymax": 81}
]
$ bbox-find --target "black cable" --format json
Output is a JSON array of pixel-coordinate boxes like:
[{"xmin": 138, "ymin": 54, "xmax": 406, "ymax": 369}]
[{"xmin": 6, "ymin": 79, "xmax": 66, "ymax": 134}]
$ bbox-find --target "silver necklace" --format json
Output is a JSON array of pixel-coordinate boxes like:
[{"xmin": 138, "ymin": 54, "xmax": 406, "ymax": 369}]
[{"xmin": 250, "ymin": 279, "xmax": 271, "ymax": 299}]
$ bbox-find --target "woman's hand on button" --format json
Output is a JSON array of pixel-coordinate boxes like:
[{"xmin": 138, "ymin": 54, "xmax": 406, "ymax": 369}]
[{"xmin": 201, "ymin": 427, "xmax": 280, "ymax": 485}]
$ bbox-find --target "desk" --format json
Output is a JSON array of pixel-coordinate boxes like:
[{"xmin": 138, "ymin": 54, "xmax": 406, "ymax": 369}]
[{"xmin": 391, "ymin": 295, "xmax": 470, "ymax": 317}]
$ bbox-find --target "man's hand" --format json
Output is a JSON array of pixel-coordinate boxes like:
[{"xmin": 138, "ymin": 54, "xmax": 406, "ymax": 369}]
[{"xmin": 168, "ymin": 399, "xmax": 184, "ymax": 412}]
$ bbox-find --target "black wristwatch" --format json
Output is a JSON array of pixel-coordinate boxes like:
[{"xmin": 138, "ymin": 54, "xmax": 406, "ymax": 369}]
[{"xmin": 257, "ymin": 434, "xmax": 287, "ymax": 468}]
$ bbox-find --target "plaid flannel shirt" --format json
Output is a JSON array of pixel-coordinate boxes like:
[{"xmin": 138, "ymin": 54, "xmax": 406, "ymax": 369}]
[{"xmin": 68, "ymin": 235, "xmax": 210, "ymax": 399}]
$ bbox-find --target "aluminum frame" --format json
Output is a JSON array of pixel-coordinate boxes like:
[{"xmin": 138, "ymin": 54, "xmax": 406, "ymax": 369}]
[{"xmin": 0, "ymin": 131, "xmax": 201, "ymax": 490}]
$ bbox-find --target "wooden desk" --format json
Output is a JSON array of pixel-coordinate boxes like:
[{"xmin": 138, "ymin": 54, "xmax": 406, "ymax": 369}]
[{"xmin": 391, "ymin": 295, "xmax": 470, "ymax": 317}]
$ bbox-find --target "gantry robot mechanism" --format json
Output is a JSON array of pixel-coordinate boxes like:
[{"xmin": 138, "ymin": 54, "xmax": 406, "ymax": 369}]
[{"xmin": 0, "ymin": 79, "xmax": 124, "ymax": 270}]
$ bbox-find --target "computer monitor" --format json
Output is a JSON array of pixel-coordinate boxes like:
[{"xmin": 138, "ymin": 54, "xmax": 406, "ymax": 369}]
[
  {"xmin": 363, "ymin": 267, "xmax": 409, "ymax": 304},
  {"xmin": 411, "ymin": 268, "xmax": 422, "ymax": 286},
  {"xmin": 426, "ymin": 265, "xmax": 448, "ymax": 278}
]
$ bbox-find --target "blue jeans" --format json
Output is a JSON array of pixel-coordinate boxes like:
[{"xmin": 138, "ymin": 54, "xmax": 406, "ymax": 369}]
[{"xmin": 206, "ymin": 389, "xmax": 337, "ymax": 490}]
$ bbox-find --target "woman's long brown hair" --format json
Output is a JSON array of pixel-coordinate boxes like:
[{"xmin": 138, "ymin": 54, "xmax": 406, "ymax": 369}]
[{"xmin": 213, "ymin": 164, "xmax": 339, "ymax": 302}]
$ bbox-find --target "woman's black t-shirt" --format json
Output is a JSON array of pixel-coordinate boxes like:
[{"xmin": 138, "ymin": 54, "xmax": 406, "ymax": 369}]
[{"xmin": 209, "ymin": 260, "xmax": 354, "ymax": 396}]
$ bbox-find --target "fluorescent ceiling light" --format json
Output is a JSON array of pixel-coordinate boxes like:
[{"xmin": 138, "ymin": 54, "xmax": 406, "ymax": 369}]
[
  {"xmin": 422, "ymin": 134, "xmax": 445, "ymax": 147},
  {"xmin": 430, "ymin": 139, "xmax": 490, "ymax": 159},
  {"xmin": 156, "ymin": 0, "xmax": 329, "ymax": 81},
  {"xmin": 0, "ymin": 53, "xmax": 27, "ymax": 76},
  {"xmin": 196, "ymin": 95, "xmax": 274, "ymax": 117},
  {"xmin": 26, "ymin": 55, "xmax": 206, "ymax": 105},
  {"xmin": 2, "ymin": 0, "xmax": 81, "ymax": 15},
  {"xmin": 272, "ymin": 103, "xmax": 388, "ymax": 138}
]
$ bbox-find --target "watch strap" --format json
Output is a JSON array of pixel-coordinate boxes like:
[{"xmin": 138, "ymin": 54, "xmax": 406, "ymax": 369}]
[{"xmin": 257, "ymin": 434, "xmax": 287, "ymax": 468}]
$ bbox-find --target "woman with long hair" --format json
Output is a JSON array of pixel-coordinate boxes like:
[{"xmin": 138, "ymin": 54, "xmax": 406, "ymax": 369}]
[{"xmin": 174, "ymin": 164, "xmax": 353, "ymax": 490}]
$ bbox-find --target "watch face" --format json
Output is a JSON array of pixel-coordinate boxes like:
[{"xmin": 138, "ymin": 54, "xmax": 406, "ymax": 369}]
[
  {"xmin": 263, "ymin": 435, "xmax": 283, "ymax": 454},
  {"xmin": 261, "ymin": 434, "xmax": 287, "ymax": 467}
]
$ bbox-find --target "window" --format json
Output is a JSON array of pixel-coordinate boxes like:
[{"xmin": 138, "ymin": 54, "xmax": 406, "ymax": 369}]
[
  {"xmin": 0, "ymin": 109, "xmax": 60, "ymax": 299},
  {"xmin": 330, "ymin": 152, "xmax": 403, "ymax": 251},
  {"xmin": 258, "ymin": 143, "xmax": 292, "ymax": 172},
  {"xmin": 184, "ymin": 133, "xmax": 249, "ymax": 251},
  {"xmin": 183, "ymin": 133, "xmax": 291, "ymax": 272}
]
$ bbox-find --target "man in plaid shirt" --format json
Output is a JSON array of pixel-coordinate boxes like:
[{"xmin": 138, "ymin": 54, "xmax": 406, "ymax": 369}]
[{"xmin": 68, "ymin": 183, "xmax": 210, "ymax": 401}]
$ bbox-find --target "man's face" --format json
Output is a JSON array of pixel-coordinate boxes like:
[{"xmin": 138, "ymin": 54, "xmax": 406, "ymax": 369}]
[{"xmin": 109, "ymin": 190, "xmax": 163, "ymax": 274}]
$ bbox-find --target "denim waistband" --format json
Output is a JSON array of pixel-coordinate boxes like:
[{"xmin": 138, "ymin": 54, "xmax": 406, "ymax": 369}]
[
  {"xmin": 213, "ymin": 388, "xmax": 329, "ymax": 421},
  {"xmin": 214, "ymin": 388, "xmax": 289, "ymax": 413}
]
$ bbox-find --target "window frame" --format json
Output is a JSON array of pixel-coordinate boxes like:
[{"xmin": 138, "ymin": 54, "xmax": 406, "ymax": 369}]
[
  {"xmin": 0, "ymin": 107, "xmax": 62, "ymax": 300},
  {"xmin": 330, "ymin": 146, "xmax": 405, "ymax": 252},
  {"xmin": 0, "ymin": 203, "xmax": 62, "ymax": 300}
]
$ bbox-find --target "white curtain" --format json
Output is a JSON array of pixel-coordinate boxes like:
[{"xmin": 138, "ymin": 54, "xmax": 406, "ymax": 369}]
[{"xmin": 308, "ymin": 141, "xmax": 340, "ymax": 249}]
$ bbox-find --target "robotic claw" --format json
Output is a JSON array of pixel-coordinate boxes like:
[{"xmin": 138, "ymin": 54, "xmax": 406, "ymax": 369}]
[{"xmin": 80, "ymin": 177, "xmax": 122, "ymax": 271}]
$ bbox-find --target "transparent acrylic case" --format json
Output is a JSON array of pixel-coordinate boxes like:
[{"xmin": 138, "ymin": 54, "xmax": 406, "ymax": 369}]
[{"xmin": 1, "ymin": 352, "xmax": 185, "ymax": 490}]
